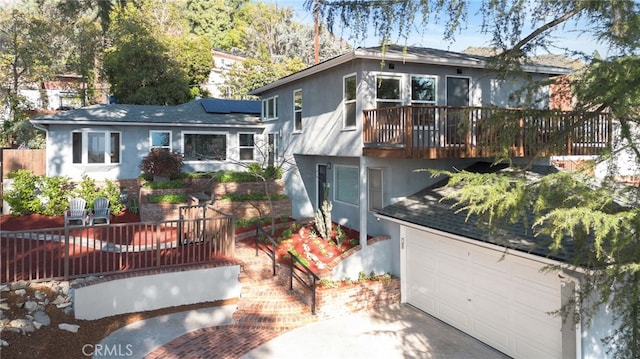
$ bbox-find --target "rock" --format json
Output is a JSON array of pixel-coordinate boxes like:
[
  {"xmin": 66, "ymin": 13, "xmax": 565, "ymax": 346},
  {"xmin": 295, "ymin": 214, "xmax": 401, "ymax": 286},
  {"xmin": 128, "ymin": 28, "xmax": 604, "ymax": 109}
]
[
  {"xmin": 52, "ymin": 295, "xmax": 66, "ymax": 305},
  {"xmin": 14, "ymin": 289, "xmax": 27, "ymax": 297},
  {"xmin": 14, "ymin": 301, "xmax": 24, "ymax": 309},
  {"xmin": 33, "ymin": 321, "xmax": 43, "ymax": 330},
  {"xmin": 33, "ymin": 311, "xmax": 51, "ymax": 326},
  {"xmin": 58, "ymin": 323, "xmax": 79, "ymax": 333},
  {"xmin": 56, "ymin": 302, "xmax": 72, "ymax": 309},
  {"xmin": 58, "ymin": 282, "xmax": 70, "ymax": 296},
  {"xmin": 63, "ymin": 307, "xmax": 73, "ymax": 316},
  {"xmin": 23, "ymin": 301, "xmax": 37, "ymax": 313},
  {"xmin": 10, "ymin": 280, "xmax": 29, "ymax": 291},
  {"xmin": 8, "ymin": 319, "xmax": 35, "ymax": 334},
  {"xmin": 0, "ymin": 303, "xmax": 9, "ymax": 311},
  {"xmin": 0, "ymin": 339, "xmax": 8, "ymax": 346},
  {"xmin": 0, "ymin": 285, "xmax": 9, "ymax": 292},
  {"xmin": 34, "ymin": 290, "xmax": 46, "ymax": 301}
]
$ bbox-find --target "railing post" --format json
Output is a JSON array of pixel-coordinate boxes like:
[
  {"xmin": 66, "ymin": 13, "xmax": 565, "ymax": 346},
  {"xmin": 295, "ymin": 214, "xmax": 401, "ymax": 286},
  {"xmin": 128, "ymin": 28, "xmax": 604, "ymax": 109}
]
[
  {"xmin": 289, "ymin": 255, "xmax": 294, "ymax": 290},
  {"xmin": 255, "ymin": 227, "xmax": 259, "ymax": 257},
  {"xmin": 64, "ymin": 224, "xmax": 70, "ymax": 280},
  {"xmin": 311, "ymin": 276, "xmax": 317, "ymax": 315}
]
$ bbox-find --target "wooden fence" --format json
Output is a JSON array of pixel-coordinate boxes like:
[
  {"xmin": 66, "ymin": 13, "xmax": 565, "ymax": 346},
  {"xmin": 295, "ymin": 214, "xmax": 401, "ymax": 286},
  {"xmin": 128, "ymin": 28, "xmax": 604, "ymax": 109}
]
[
  {"xmin": 1, "ymin": 149, "xmax": 46, "ymax": 178},
  {"xmin": 0, "ymin": 206, "xmax": 235, "ymax": 284}
]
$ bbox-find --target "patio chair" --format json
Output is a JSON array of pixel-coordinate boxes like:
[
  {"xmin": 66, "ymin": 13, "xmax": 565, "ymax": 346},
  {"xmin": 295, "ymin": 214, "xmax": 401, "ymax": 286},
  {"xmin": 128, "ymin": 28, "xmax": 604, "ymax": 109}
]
[
  {"xmin": 64, "ymin": 197, "xmax": 88, "ymax": 226},
  {"xmin": 90, "ymin": 196, "xmax": 111, "ymax": 226}
]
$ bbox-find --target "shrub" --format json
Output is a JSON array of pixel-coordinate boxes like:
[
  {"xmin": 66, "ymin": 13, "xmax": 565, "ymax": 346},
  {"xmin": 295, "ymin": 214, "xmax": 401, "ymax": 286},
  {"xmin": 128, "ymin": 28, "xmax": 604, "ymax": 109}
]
[
  {"xmin": 39, "ymin": 176, "xmax": 74, "ymax": 215},
  {"xmin": 213, "ymin": 170, "xmax": 260, "ymax": 183},
  {"xmin": 141, "ymin": 179, "xmax": 184, "ymax": 189},
  {"xmin": 4, "ymin": 170, "xmax": 42, "ymax": 215},
  {"xmin": 220, "ymin": 193, "xmax": 288, "ymax": 201},
  {"xmin": 4, "ymin": 171, "xmax": 125, "ymax": 216},
  {"xmin": 247, "ymin": 163, "xmax": 283, "ymax": 180},
  {"xmin": 148, "ymin": 193, "xmax": 188, "ymax": 203},
  {"xmin": 139, "ymin": 149, "xmax": 183, "ymax": 179}
]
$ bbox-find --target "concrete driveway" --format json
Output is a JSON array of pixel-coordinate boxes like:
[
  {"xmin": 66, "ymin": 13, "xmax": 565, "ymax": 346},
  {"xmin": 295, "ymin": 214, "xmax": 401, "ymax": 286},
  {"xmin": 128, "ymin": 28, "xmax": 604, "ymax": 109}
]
[{"xmin": 242, "ymin": 304, "xmax": 511, "ymax": 359}]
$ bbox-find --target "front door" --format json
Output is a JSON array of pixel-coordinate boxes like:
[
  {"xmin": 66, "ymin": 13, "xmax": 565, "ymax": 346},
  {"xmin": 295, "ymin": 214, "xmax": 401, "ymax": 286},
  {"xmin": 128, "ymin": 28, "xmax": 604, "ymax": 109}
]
[{"xmin": 446, "ymin": 77, "xmax": 470, "ymax": 145}]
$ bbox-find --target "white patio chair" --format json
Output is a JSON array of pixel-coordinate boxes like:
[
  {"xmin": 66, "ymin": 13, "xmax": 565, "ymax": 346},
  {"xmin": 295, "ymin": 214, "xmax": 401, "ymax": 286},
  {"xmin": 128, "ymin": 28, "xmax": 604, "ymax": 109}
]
[
  {"xmin": 90, "ymin": 196, "xmax": 111, "ymax": 226},
  {"xmin": 64, "ymin": 197, "xmax": 88, "ymax": 226}
]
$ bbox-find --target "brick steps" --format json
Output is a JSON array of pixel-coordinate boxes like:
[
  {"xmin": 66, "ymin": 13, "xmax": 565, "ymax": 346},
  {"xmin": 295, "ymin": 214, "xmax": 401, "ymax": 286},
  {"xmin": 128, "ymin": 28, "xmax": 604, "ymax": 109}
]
[{"xmin": 232, "ymin": 240, "xmax": 317, "ymax": 329}]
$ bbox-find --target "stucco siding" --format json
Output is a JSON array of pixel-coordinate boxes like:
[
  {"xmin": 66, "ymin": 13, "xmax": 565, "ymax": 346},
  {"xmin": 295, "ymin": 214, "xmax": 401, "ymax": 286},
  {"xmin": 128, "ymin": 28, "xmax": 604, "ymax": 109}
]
[{"xmin": 44, "ymin": 124, "xmax": 263, "ymax": 180}]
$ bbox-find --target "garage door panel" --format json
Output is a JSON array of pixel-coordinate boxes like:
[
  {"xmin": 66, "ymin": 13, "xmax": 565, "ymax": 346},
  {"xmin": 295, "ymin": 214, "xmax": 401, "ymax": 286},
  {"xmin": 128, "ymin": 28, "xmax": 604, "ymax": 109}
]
[{"xmin": 405, "ymin": 228, "xmax": 564, "ymax": 359}]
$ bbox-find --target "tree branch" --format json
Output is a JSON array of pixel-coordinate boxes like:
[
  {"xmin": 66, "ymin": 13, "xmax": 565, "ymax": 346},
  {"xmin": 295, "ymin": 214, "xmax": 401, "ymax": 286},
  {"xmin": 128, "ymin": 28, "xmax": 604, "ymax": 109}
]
[{"xmin": 510, "ymin": 5, "xmax": 584, "ymax": 54}]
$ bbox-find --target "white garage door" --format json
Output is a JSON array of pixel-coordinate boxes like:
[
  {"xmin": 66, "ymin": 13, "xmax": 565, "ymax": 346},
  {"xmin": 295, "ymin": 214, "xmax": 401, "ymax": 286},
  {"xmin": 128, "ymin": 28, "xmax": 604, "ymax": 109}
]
[{"xmin": 404, "ymin": 226, "xmax": 563, "ymax": 359}]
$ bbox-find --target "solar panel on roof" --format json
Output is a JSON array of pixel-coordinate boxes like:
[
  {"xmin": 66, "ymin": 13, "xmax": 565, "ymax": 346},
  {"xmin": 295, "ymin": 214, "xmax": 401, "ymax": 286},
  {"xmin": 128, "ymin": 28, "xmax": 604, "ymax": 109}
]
[{"xmin": 200, "ymin": 98, "xmax": 260, "ymax": 115}]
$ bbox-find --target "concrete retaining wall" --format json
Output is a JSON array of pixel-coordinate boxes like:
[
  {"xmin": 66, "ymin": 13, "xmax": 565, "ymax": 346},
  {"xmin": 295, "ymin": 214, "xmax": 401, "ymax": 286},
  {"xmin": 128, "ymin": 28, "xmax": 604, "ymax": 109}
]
[{"xmin": 73, "ymin": 264, "xmax": 241, "ymax": 320}]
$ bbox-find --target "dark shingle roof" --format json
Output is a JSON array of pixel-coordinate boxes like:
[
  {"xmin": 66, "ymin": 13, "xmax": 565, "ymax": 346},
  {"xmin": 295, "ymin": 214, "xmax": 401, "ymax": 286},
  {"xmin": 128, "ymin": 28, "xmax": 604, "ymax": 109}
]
[
  {"xmin": 377, "ymin": 162, "xmax": 575, "ymax": 262},
  {"xmin": 31, "ymin": 98, "xmax": 262, "ymax": 127}
]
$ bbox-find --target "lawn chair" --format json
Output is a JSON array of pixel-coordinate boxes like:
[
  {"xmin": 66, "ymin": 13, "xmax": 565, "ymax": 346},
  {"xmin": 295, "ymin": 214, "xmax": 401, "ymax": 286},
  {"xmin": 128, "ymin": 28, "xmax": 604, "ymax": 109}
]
[
  {"xmin": 90, "ymin": 196, "xmax": 111, "ymax": 226},
  {"xmin": 64, "ymin": 197, "xmax": 88, "ymax": 226}
]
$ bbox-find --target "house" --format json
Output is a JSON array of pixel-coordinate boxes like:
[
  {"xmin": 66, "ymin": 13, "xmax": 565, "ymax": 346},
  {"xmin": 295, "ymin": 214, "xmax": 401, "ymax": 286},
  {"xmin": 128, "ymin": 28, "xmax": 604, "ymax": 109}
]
[
  {"xmin": 203, "ymin": 50, "xmax": 246, "ymax": 98},
  {"xmin": 248, "ymin": 45, "xmax": 613, "ymax": 358},
  {"xmin": 29, "ymin": 98, "xmax": 263, "ymax": 181}
]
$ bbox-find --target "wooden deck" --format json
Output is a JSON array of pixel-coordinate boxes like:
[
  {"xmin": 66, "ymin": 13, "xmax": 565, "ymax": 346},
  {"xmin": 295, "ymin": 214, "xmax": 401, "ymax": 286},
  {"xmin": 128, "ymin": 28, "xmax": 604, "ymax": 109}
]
[{"xmin": 362, "ymin": 106, "xmax": 611, "ymax": 159}]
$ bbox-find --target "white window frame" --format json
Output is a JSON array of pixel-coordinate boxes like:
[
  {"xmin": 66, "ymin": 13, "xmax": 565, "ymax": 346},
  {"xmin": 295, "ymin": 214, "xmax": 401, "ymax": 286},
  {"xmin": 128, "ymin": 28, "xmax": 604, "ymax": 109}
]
[
  {"xmin": 71, "ymin": 130, "xmax": 121, "ymax": 165},
  {"xmin": 410, "ymin": 74, "xmax": 437, "ymax": 105},
  {"xmin": 293, "ymin": 89, "xmax": 302, "ymax": 132},
  {"xmin": 262, "ymin": 95, "xmax": 279, "ymax": 121},
  {"xmin": 334, "ymin": 165, "xmax": 359, "ymax": 206},
  {"xmin": 149, "ymin": 130, "xmax": 172, "ymax": 150},
  {"xmin": 238, "ymin": 133, "xmax": 255, "ymax": 162},
  {"xmin": 343, "ymin": 73, "xmax": 357, "ymax": 129},
  {"xmin": 182, "ymin": 131, "xmax": 228, "ymax": 162},
  {"xmin": 375, "ymin": 75, "xmax": 403, "ymax": 108},
  {"xmin": 367, "ymin": 168, "xmax": 384, "ymax": 211}
]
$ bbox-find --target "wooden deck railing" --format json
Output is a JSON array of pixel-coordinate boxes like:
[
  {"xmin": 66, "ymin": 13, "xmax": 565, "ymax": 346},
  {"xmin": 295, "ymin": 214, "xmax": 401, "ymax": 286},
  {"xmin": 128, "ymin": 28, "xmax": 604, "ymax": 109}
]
[
  {"xmin": 362, "ymin": 105, "xmax": 612, "ymax": 159},
  {"xmin": 0, "ymin": 205, "xmax": 235, "ymax": 284}
]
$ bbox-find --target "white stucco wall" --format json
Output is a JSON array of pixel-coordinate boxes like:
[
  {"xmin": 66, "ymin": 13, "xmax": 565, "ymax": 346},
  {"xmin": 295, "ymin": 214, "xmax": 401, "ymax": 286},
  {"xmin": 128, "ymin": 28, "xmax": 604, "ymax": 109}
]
[{"xmin": 73, "ymin": 265, "xmax": 241, "ymax": 320}]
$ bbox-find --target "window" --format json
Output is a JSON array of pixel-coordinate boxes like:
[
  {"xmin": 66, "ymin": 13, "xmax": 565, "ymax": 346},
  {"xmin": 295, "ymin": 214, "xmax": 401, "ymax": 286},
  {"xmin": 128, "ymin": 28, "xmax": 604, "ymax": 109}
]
[
  {"xmin": 411, "ymin": 75, "xmax": 436, "ymax": 104},
  {"xmin": 335, "ymin": 165, "xmax": 359, "ymax": 205},
  {"xmin": 293, "ymin": 89, "xmax": 302, "ymax": 132},
  {"xmin": 267, "ymin": 133, "xmax": 278, "ymax": 166},
  {"xmin": 262, "ymin": 96, "xmax": 278, "ymax": 121},
  {"xmin": 150, "ymin": 131, "xmax": 171, "ymax": 150},
  {"xmin": 344, "ymin": 74, "xmax": 356, "ymax": 128},
  {"xmin": 72, "ymin": 131, "xmax": 120, "ymax": 164},
  {"xmin": 376, "ymin": 76, "xmax": 402, "ymax": 108},
  {"xmin": 368, "ymin": 168, "xmax": 383, "ymax": 211},
  {"xmin": 183, "ymin": 133, "xmax": 226, "ymax": 161},
  {"xmin": 239, "ymin": 133, "xmax": 255, "ymax": 161}
]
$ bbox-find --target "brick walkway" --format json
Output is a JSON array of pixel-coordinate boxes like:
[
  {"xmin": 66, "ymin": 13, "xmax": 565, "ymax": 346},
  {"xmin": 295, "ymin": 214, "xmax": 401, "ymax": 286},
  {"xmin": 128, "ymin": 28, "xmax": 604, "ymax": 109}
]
[{"xmin": 144, "ymin": 239, "xmax": 317, "ymax": 359}]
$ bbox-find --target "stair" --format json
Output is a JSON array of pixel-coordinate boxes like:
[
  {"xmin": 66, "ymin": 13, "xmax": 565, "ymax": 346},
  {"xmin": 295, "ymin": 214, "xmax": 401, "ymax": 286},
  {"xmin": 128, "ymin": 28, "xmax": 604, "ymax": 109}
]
[{"xmin": 231, "ymin": 240, "xmax": 317, "ymax": 329}]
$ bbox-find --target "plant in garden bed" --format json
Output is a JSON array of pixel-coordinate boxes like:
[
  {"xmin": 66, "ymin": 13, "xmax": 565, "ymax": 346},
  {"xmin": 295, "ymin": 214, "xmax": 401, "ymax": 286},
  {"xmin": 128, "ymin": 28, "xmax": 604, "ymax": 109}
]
[
  {"xmin": 148, "ymin": 193, "xmax": 188, "ymax": 204},
  {"xmin": 4, "ymin": 170, "xmax": 124, "ymax": 216},
  {"xmin": 139, "ymin": 148, "xmax": 183, "ymax": 181},
  {"xmin": 273, "ymin": 221, "xmax": 361, "ymax": 273}
]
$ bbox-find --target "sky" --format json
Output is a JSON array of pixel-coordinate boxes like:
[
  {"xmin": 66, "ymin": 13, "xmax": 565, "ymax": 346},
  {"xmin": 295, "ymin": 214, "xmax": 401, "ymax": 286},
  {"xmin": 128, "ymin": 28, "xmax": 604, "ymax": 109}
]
[{"xmin": 268, "ymin": 0, "xmax": 609, "ymax": 58}]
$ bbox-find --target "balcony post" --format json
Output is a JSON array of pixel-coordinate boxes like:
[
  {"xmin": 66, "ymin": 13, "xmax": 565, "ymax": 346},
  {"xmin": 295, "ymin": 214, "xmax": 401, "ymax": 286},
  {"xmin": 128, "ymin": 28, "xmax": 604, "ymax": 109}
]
[{"xmin": 405, "ymin": 106, "xmax": 413, "ymax": 157}]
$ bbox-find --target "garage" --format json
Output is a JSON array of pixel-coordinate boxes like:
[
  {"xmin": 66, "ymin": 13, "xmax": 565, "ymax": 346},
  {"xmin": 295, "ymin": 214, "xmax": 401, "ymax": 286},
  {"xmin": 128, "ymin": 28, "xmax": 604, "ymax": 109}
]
[{"xmin": 403, "ymin": 226, "xmax": 566, "ymax": 359}]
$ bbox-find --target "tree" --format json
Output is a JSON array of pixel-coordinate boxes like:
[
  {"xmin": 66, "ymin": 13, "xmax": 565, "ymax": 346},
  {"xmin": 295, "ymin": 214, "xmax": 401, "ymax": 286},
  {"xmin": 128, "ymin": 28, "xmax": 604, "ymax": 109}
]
[
  {"xmin": 103, "ymin": 3, "xmax": 191, "ymax": 105},
  {"xmin": 225, "ymin": 49, "xmax": 306, "ymax": 99},
  {"xmin": 0, "ymin": 4, "xmax": 62, "ymax": 147},
  {"xmin": 311, "ymin": 1, "xmax": 640, "ymax": 357}
]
